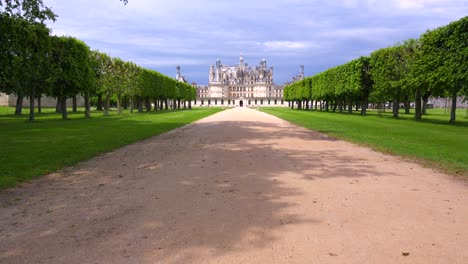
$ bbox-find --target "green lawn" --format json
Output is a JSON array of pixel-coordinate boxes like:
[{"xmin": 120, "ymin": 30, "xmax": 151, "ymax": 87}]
[
  {"xmin": 0, "ymin": 107, "xmax": 223, "ymax": 189},
  {"xmin": 261, "ymin": 107, "xmax": 468, "ymax": 177}
]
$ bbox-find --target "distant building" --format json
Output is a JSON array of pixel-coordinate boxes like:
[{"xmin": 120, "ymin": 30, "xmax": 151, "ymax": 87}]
[
  {"xmin": 284, "ymin": 65, "xmax": 305, "ymax": 86},
  {"xmin": 175, "ymin": 65, "xmax": 188, "ymax": 83},
  {"xmin": 193, "ymin": 56, "xmax": 292, "ymax": 107}
]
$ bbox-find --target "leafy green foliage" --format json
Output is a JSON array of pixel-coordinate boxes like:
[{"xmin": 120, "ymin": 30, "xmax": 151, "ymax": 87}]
[
  {"xmin": 285, "ymin": 16, "xmax": 467, "ymax": 123},
  {"xmin": 0, "ymin": 0, "xmax": 56, "ymax": 22},
  {"xmin": 284, "ymin": 56, "xmax": 371, "ymax": 112},
  {"xmin": 1, "ymin": 13, "xmax": 197, "ymax": 120},
  {"xmin": 420, "ymin": 16, "xmax": 468, "ymax": 123},
  {"xmin": 0, "ymin": 13, "xmax": 51, "ymax": 120}
]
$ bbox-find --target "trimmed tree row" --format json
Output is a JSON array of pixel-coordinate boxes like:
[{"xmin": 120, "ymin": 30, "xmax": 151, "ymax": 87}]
[
  {"xmin": 0, "ymin": 13, "xmax": 196, "ymax": 121},
  {"xmin": 284, "ymin": 16, "xmax": 467, "ymax": 123}
]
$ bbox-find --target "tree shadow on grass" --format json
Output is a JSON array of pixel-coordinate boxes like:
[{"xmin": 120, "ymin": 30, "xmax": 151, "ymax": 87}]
[{"xmin": 0, "ymin": 117, "xmax": 391, "ymax": 263}]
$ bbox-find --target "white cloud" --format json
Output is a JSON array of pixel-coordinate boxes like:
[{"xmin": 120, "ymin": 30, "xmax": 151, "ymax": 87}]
[
  {"xmin": 263, "ymin": 41, "xmax": 315, "ymax": 50},
  {"xmin": 42, "ymin": 0, "xmax": 468, "ymax": 84}
]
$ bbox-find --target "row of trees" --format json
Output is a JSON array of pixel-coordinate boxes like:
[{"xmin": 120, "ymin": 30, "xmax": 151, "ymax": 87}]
[
  {"xmin": 284, "ymin": 16, "xmax": 467, "ymax": 123},
  {"xmin": 0, "ymin": 12, "xmax": 196, "ymax": 121}
]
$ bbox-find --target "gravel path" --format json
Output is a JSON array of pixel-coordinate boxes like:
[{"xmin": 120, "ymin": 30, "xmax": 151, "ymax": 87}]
[{"xmin": 1, "ymin": 107, "xmax": 467, "ymax": 263}]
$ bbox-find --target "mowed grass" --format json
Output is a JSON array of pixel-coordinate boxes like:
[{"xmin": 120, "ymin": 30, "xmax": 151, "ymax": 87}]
[
  {"xmin": 0, "ymin": 106, "xmax": 223, "ymax": 189},
  {"xmin": 261, "ymin": 107, "xmax": 468, "ymax": 177}
]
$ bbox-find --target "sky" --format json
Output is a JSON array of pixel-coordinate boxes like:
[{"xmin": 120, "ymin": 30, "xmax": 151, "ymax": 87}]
[{"xmin": 44, "ymin": 0, "xmax": 467, "ymax": 85}]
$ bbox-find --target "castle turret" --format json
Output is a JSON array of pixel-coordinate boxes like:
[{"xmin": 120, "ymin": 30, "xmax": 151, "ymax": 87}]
[
  {"xmin": 176, "ymin": 65, "xmax": 180, "ymax": 79},
  {"xmin": 209, "ymin": 65, "xmax": 215, "ymax": 83}
]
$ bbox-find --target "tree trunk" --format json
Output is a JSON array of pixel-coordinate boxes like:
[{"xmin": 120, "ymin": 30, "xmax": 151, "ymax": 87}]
[
  {"xmin": 315, "ymin": 100, "xmax": 318, "ymax": 111},
  {"xmin": 130, "ymin": 97, "xmax": 134, "ymax": 113},
  {"xmin": 145, "ymin": 98, "xmax": 151, "ymax": 112},
  {"xmin": 61, "ymin": 96, "xmax": 68, "ymax": 120},
  {"xmin": 123, "ymin": 96, "xmax": 128, "ymax": 110},
  {"xmin": 96, "ymin": 93, "xmax": 103, "ymax": 111},
  {"xmin": 422, "ymin": 93, "xmax": 430, "ymax": 115},
  {"xmin": 298, "ymin": 101, "xmax": 302, "ymax": 110},
  {"xmin": 29, "ymin": 86, "xmax": 36, "ymax": 122},
  {"xmin": 137, "ymin": 98, "xmax": 143, "ymax": 113},
  {"xmin": 160, "ymin": 99, "xmax": 164, "ymax": 110},
  {"xmin": 325, "ymin": 101, "xmax": 329, "ymax": 112},
  {"xmin": 165, "ymin": 99, "xmax": 169, "ymax": 110},
  {"xmin": 355, "ymin": 100, "xmax": 359, "ymax": 111},
  {"xmin": 37, "ymin": 96, "xmax": 42, "ymax": 114},
  {"xmin": 15, "ymin": 93, "xmax": 24, "ymax": 116},
  {"xmin": 55, "ymin": 97, "xmax": 61, "ymax": 113},
  {"xmin": 104, "ymin": 92, "xmax": 110, "ymax": 116},
  {"xmin": 152, "ymin": 99, "xmax": 157, "ymax": 111},
  {"xmin": 338, "ymin": 100, "xmax": 342, "ymax": 112},
  {"xmin": 348, "ymin": 100, "xmax": 353, "ymax": 113},
  {"xmin": 361, "ymin": 97, "xmax": 368, "ymax": 115},
  {"xmin": 415, "ymin": 89, "xmax": 422, "ymax": 120},
  {"xmin": 404, "ymin": 101, "xmax": 410, "ymax": 114},
  {"xmin": 188, "ymin": 99, "xmax": 192, "ymax": 109},
  {"xmin": 177, "ymin": 99, "xmax": 181, "ymax": 110},
  {"xmin": 84, "ymin": 92, "xmax": 91, "ymax": 118},
  {"xmin": 72, "ymin": 95, "xmax": 77, "ymax": 112},
  {"xmin": 117, "ymin": 94, "xmax": 123, "ymax": 114},
  {"xmin": 392, "ymin": 98, "xmax": 400, "ymax": 118},
  {"xmin": 449, "ymin": 90, "xmax": 457, "ymax": 123}
]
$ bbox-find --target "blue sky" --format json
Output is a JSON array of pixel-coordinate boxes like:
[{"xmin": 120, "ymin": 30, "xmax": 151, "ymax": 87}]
[{"xmin": 45, "ymin": 0, "xmax": 467, "ymax": 85}]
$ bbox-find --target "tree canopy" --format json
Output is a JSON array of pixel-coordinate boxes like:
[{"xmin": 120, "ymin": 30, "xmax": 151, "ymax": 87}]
[{"xmin": 284, "ymin": 16, "xmax": 467, "ymax": 123}]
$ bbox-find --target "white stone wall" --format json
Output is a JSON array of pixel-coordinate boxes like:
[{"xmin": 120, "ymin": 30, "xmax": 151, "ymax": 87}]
[
  {"xmin": 191, "ymin": 98, "xmax": 287, "ymax": 107},
  {"xmin": 2, "ymin": 94, "xmax": 85, "ymax": 108},
  {"xmin": 0, "ymin": 93, "xmax": 9, "ymax": 106}
]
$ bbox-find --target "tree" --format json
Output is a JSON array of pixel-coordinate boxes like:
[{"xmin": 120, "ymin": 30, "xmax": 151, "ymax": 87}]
[
  {"xmin": 0, "ymin": 0, "xmax": 56, "ymax": 22},
  {"xmin": 421, "ymin": 16, "xmax": 468, "ymax": 123},
  {"xmin": 49, "ymin": 36, "xmax": 93, "ymax": 120},
  {"xmin": 20, "ymin": 18, "xmax": 50, "ymax": 121},
  {"xmin": 0, "ymin": 13, "xmax": 51, "ymax": 120},
  {"xmin": 370, "ymin": 45, "xmax": 412, "ymax": 118}
]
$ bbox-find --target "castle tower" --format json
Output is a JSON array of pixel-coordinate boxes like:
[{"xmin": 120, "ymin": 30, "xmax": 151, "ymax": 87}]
[
  {"xmin": 209, "ymin": 65, "xmax": 215, "ymax": 83},
  {"xmin": 176, "ymin": 65, "xmax": 181, "ymax": 79}
]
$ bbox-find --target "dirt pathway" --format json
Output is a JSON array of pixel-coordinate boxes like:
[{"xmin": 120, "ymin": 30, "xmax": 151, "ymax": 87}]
[{"xmin": 1, "ymin": 107, "xmax": 467, "ymax": 263}]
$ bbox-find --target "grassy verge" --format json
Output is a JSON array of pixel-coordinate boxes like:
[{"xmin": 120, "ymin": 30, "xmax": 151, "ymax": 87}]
[
  {"xmin": 260, "ymin": 107, "xmax": 468, "ymax": 177},
  {"xmin": 0, "ymin": 107, "xmax": 223, "ymax": 189}
]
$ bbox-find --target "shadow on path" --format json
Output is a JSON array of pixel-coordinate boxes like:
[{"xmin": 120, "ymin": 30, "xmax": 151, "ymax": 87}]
[{"xmin": 0, "ymin": 114, "xmax": 389, "ymax": 263}]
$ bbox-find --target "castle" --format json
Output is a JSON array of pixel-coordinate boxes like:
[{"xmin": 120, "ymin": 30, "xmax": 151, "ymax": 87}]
[{"xmin": 195, "ymin": 56, "xmax": 292, "ymax": 107}]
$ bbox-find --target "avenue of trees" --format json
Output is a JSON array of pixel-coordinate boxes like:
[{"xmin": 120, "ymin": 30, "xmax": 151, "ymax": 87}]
[
  {"xmin": 284, "ymin": 16, "xmax": 467, "ymax": 123},
  {"xmin": 1, "ymin": 2, "xmax": 196, "ymax": 122}
]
